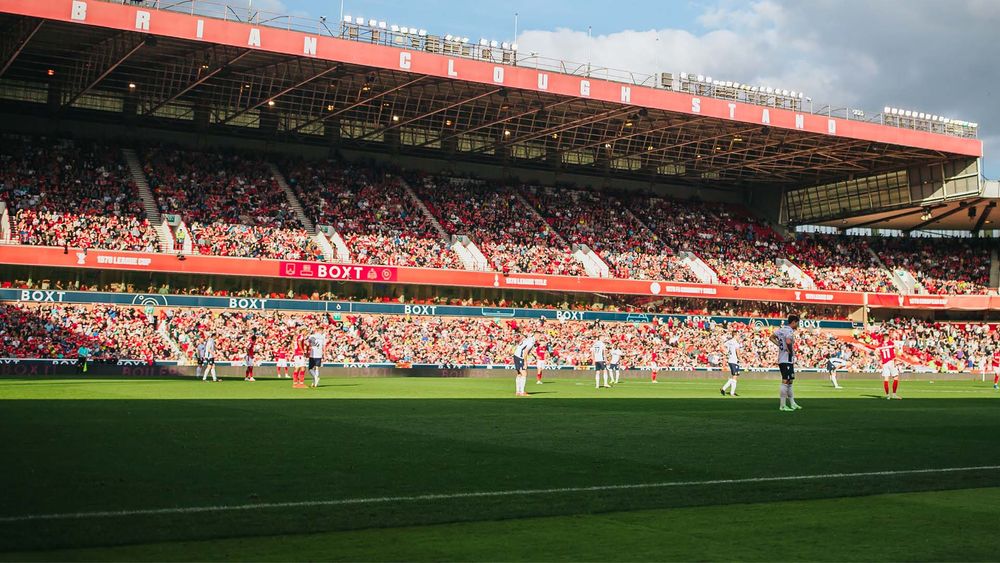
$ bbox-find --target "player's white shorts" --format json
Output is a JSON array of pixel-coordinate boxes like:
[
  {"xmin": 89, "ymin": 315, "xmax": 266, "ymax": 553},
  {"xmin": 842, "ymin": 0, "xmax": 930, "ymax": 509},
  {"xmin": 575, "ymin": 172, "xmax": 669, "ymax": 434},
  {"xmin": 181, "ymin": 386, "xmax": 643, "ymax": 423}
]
[
  {"xmin": 881, "ymin": 361, "xmax": 900, "ymax": 378},
  {"xmin": 293, "ymin": 355, "xmax": 306, "ymax": 369},
  {"xmin": 276, "ymin": 358, "xmax": 288, "ymax": 368},
  {"xmin": 536, "ymin": 360, "xmax": 546, "ymax": 370},
  {"xmin": 649, "ymin": 364, "xmax": 659, "ymax": 372}
]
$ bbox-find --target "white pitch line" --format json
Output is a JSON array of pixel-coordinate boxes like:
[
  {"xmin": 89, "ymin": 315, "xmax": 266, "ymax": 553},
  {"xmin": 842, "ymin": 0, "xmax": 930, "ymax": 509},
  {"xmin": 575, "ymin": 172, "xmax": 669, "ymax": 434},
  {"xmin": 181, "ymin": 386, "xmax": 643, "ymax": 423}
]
[{"xmin": 3, "ymin": 465, "xmax": 998, "ymax": 524}]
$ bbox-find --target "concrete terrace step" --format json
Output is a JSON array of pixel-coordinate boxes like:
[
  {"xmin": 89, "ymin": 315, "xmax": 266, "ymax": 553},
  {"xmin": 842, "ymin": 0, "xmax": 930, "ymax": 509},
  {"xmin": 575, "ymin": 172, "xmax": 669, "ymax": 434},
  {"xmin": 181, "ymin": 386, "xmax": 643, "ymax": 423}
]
[{"xmin": 267, "ymin": 162, "xmax": 315, "ymax": 235}]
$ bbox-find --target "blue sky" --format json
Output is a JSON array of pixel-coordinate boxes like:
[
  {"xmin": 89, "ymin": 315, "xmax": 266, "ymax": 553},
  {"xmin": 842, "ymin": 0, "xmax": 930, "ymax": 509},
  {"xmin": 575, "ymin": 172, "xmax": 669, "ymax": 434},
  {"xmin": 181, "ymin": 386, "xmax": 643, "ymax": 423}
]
[{"xmin": 264, "ymin": 0, "xmax": 708, "ymax": 42}]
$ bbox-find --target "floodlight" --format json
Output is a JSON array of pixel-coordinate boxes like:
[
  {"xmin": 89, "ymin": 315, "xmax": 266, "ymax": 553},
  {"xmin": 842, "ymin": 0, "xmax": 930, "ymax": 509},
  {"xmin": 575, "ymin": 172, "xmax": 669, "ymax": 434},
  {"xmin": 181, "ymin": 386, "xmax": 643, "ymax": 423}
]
[
  {"xmin": 355, "ymin": 16, "xmax": 363, "ymax": 24},
  {"xmin": 400, "ymin": 27, "xmax": 409, "ymax": 34},
  {"xmin": 368, "ymin": 19, "xmax": 376, "ymax": 26},
  {"xmin": 462, "ymin": 37, "xmax": 469, "ymax": 43},
  {"xmin": 696, "ymin": 74, "xmax": 704, "ymax": 82},
  {"xmin": 418, "ymin": 29, "xmax": 427, "ymax": 36},
  {"xmin": 511, "ymin": 43, "xmax": 518, "ymax": 51},
  {"xmin": 765, "ymin": 87, "xmax": 773, "ymax": 94},
  {"xmin": 379, "ymin": 21, "xmax": 387, "ymax": 29},
  {"xmin": 390, "ymin": 24, "xmax": 400, "ymax": 32},
  {"xmin": 680, "ymin": 72, "xmax": 688, "ymax": 80},
  {"xmin": 343, "ymin": 14, "xmax": 352, "ymax": 23},
  {"xmin": 501, "ymin": 42, "xmax": 510, "ymax": 50},
  {"xmin": 479, "ymin": 38, "xmax": 488, "ymax": 46},
  {"xmin": 445, "ymin": 34, "xmax": 453, "ymax": 41},
  {"xmin": 490, "ymin": 40, "xmax": 499, "ymax": 48}
]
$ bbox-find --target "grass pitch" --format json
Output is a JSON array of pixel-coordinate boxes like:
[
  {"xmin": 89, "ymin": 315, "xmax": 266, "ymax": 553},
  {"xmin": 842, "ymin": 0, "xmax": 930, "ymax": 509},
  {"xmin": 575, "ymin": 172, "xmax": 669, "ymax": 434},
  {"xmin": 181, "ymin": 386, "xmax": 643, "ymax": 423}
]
[{"xmin": 1, "ymin": 374, "xmax": 998, "ymax": 561}]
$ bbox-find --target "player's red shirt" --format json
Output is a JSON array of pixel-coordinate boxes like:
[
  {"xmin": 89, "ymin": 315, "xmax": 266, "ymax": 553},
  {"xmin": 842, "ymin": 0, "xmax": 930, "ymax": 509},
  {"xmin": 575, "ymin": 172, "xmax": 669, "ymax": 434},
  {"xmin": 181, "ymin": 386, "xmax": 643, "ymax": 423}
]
[
  {"xmin": 276, "ymin": 351, "xmax": 287, "ymax": 360},
  {"xmin": 650, "ymin": 352, "xmax": 658, "ymax": 364},
  {"xmin": 992, "ymin": 351, "xmax": 1000, "ymax": 368},
  {"xmin": 536, "ymin": 346, "xmax": 546, "ymax": 360},
  {"xmin": 246, "ymin": 341, "xmax": 256, "ymax": 357},
  {"xmin": 876, "ymin": 342, "xmax": 896, "ymax": 365},
  {"xmin": 294, "ymin": 345, "xmax": 303, "ymax": 357}
]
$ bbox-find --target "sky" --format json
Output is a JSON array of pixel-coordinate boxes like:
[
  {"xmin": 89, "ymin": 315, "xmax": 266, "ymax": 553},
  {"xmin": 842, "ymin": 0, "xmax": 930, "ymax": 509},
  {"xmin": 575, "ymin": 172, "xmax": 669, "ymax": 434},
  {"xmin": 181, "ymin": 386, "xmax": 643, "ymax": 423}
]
[{"xmin": 250, "ymin": 0, "xmax": 999, "ymax": 177}]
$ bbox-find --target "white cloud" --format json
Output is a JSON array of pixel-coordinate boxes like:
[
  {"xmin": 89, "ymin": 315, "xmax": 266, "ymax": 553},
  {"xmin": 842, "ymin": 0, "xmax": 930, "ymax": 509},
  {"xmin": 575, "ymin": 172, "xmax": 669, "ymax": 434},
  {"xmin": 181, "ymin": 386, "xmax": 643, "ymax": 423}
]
[{"xmin": 516, "ymin": 0, "xmax": 1000, "ymax": 176}]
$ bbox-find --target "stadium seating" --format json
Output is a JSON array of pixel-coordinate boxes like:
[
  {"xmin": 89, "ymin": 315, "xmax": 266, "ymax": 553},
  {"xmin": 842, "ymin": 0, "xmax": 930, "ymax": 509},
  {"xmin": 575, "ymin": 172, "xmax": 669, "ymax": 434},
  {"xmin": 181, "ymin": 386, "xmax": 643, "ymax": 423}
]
[
  {"xmin": 5, "ymin": 302, "xmax": 881, "ymax": 370},
  {"xmin": 857, "ymin": 318, "xmax": 999, "ymax": 372},
  {"xmin": 143, "ymin": 147, "xmax": 319, "ymax": 260},
  {"xmin": 870, "ymin": 237, "xmax": 993, "ymax": 295},
  {"xmin": 0, "ymin": 136, "xmax": 159, "ymax": 252},
  {"xmin": 282, "ymin": 160, "xmax": 462, "ymax": 268},
  {"xmin": 409, "ymin": 175, "xmax": 583, "ymax": 275},
  {"xmin": 624, "ymin": 196, "xmax": 794, "ymax": 287},
  {"xmin": 787, "ymin": 233, "xmax": 897, "ymax": 292},
  {"xmin": 0, "ymin": 303, "xmax": 170, "ymax": 360},
  {"xmin": 522, "ymin": 186, "xmax": 699, "ymax": 281}
]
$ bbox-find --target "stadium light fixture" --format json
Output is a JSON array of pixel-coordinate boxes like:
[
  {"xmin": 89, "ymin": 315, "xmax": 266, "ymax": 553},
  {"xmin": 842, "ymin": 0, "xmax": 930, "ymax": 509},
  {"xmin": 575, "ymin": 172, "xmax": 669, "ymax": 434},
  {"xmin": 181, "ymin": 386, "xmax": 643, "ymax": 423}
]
[
  {"xmin": 392, "ymin": 115, "xmax": 399, "ymax": 122},
  {"xmin": 128, "ymin": 82, "xmax": 136, "ymax": 90},
  {"xmin": 268, "ymin": 99, "xmax": 276, "ymax": 107},
  {"xmin": 418, "ymin": 29, "xmax": 427, "ymax": 36},
  {"xmin": 503, "ymin": 129, "xmax": 511, "ymax": 137},
  {"xmin": 479, "ymin": 39, "xmax": 488, "ymax": 46},
  {"xmin": 445, "ymin": 34, "xmax": 453, "ymax": 41},
  {"xmin": 390, "ymin": 24, "xmax": 400, "ymax": 32},
  {"xmin": 511, "ymin": 44, "xmax": 518, "ymax": 51},
  {"xmin": 368, "ymin": 19, "xmax": 377, "ymax": 26},
  {"xmin": 343, "ymin": 14, "xmax": 352, "ymax": 23},
  {"xmin": 379, "ymin": 21, "xmax": 387, "ymax": 29},
  {"xmin": 47, "ymin": 69, "xmax": 55, "ymax": 76},
  {"xmin": 490, "ymin": 40, "xmax": 499, "ymax": 48},
  {"xmin": 355, "ymin": 16, "xmax": 364, "ymax": 25}
]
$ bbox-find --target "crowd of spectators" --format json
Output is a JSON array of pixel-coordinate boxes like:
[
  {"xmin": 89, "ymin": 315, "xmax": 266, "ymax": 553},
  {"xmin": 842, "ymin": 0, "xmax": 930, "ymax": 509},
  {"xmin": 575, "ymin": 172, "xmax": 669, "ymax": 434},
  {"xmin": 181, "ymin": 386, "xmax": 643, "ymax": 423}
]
[
  {"xmin": 4, "ymin": 302, "xmax": 879, "ymax": 370},
  {"xmin": 625, "ymin": 196, "xmax": 795, "ymax": 287},
  {"xmin": 143, "ymin": 147, "xmax": 316, "ymax": 260},
  {"xmin": 410, "ymin": 176, "xmax": 582, "ymax": 275},
  {"xmin": 857, "ymin": 318, "xmax": 999, "ymax": 372},
  {"xmin": 788, "ymin": 233, "xmax": 897, "ymax": 292},
  {"xmin": 282, "ymin": 160, "xmax": 461, "ymax": 268},
  {"xmin": 1, "ymin": 135, "xmax": 159, "ymax": 251},
  {"xmin": 0, "ymin": 303, "xmax": 171, "ymax": 360},
  {"xmin": 870, "ymin": 237, "xmax": 993, "ymax": 295},
  {"xmin": 523, "ymin": 186, "xmax": 697, "ymax": 281}
]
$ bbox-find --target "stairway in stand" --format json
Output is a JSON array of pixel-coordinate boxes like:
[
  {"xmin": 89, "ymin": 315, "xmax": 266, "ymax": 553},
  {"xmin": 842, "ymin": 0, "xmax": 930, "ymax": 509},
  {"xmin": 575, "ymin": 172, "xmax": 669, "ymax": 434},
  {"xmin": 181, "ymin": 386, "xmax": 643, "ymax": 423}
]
[
  {"xmin": 268, "ymin": 162, "xmax": 315, "ymax": 235},
  {"xmin": 122, "ymin": 148, "xmax": 172, "ymax": 253}
]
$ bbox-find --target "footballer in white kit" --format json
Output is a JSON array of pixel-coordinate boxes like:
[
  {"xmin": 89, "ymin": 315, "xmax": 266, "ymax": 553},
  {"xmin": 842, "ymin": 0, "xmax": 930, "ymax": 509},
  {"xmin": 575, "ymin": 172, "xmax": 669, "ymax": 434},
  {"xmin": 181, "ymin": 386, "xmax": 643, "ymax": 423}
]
[
  {"xmin": 307, "ymin": 331, "xmax": 326, "ymax": 388},
  {"xmin": 720, "ymin": 334, "xmax": 741, "ymax": 396},
  {"xmin": 592, "ymin": 337, "xmax": 609, "ymax": 388},
  {"xmin": 512, "ymin": 331, "xmax": 538, "ymax": 396},
  {"xmin": 609, "ymin": 346, "xmax": 623, "ymax": 384}
]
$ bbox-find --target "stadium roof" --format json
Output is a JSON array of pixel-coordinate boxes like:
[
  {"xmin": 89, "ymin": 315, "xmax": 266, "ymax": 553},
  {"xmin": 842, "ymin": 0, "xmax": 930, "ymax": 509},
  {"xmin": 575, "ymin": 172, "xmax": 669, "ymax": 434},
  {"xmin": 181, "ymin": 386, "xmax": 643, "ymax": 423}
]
[{"xmin": 0, "ymin": 0, "xmax": 985, "ymax": 197}]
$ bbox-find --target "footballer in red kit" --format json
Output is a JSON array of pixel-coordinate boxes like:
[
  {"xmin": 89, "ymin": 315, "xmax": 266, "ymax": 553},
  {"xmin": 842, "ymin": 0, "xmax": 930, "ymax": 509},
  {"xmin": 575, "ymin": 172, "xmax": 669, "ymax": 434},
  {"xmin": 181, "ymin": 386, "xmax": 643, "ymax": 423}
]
[
  {"xmin": 876, "ymin": 334, "xmax": 901, "ymax": 399},
  {"xmin": 244, "ymin": 335, "xmax": 257, "ymax": 381}
]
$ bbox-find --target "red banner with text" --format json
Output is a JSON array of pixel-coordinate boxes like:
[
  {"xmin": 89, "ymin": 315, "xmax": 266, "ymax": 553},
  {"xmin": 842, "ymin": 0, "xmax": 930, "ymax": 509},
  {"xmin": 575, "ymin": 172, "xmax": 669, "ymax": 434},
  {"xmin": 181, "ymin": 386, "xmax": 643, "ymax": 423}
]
[{"xmin": 2, "ymin": 245, "xmax": 998, "ymax": 310}]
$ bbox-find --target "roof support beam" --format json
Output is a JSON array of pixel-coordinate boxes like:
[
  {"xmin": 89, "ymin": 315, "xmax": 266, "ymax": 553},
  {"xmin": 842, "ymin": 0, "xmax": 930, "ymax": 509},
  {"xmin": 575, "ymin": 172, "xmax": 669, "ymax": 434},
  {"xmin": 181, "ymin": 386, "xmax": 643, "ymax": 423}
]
[
  {"xmin": 62, "ymin": 33, "xmax": 147, "ymax": 108},
  {"xmin": 356, "ymin": 87, "xmax": 501, "ymax": 142},
  {"xmin": 289, "ymin": 74, "xmax": 429, "ymax": 134},
  {"xmin": 416, "ymin": 97, "xmax": 575, "ymax": 149},
  {"xmin": 0, "ymin": 18, "xmax": 44, "ymax": 78},
  {"xmin": 218, "ymin": 63, "xmax": 340, "ymax": 125},
  {"xmin": 142, "ymin": 47, "xmax": 252, "ymax": 116}
]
